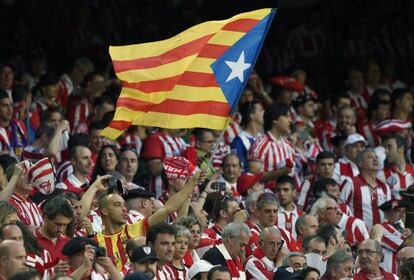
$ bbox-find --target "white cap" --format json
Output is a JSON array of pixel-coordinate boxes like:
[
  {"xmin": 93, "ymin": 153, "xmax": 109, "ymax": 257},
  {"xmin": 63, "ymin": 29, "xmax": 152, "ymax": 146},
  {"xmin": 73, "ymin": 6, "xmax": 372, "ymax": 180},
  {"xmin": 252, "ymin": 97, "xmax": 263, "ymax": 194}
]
[
  {"xmin": 188, "ymin": 260, "xmax": 215, "ymax": 279},
  {"xmin": 345, "ymin": 133, "xmax": 367, "ymax": 147}
]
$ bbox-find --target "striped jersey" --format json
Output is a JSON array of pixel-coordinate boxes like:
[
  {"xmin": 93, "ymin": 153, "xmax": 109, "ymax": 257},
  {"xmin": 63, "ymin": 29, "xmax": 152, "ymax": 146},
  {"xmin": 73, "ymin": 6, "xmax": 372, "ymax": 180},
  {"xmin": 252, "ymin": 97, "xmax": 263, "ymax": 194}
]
[
  {"xmin": 94, "ymin": 219, "xmax": 148, "ymax": 270},
  {"xmin": 380, "ymin": 221, "xmax": 407, "ymax": 274},
  {"xmin": 340, "ymin": 174, "xmax": 392, "ymax": 229},
  {"xmin": 9, "ymin": 193, "xmax": 43, "ymax": 227},
  {"xmin": 337, "ymin": 214, "xmax": 369, "ymax": 246}
]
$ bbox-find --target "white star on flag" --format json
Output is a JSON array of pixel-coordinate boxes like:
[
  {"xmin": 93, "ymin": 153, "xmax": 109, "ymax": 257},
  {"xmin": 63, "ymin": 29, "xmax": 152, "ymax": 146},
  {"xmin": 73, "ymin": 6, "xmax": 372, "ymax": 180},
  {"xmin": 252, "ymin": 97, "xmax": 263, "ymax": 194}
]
[{"xmin": 225, "ymin": 51, "xmax": 251, "ymax": 83}]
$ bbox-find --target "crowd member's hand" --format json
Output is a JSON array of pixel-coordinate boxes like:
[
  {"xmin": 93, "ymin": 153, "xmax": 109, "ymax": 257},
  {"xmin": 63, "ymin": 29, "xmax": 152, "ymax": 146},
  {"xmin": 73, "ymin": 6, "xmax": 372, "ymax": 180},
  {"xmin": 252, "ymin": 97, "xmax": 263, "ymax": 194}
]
[
  {"xmin": 369, "ymin": 224, "xmax": 383, "ymax": 241},
  {"xmin": 402, "ymin": 228, "xmax": 412, "ymax": 239},
  {"xmin": 82, "ymin": 245, "xmax": 95, "ymax": 270},
  {"xmin": 203, "ymin": 180, "xmax": 217, "ymax": 194},
  {"xmin": 54, "ymin": 260, "xmax": 70, "ymax": 275},
  {"xmin": 58, "ymin": 120, "xmax": 70, "ymax": 132},
  {"xmin": 80, "ymin": 217, "xmax": 94, "ymax": 235},
  {"xmin": 91, "ymin": 175, "xmax": 112, "ymax": 192},
  {"xmin": 13, "ymin": 161, "xmax": 27, "ymax": 179}
]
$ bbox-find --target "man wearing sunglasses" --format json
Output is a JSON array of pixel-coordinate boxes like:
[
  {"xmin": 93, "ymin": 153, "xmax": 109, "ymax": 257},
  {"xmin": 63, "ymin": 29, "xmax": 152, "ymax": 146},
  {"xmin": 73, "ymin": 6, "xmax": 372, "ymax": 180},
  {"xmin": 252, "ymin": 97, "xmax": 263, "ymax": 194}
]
[{"xmin": 245, "ymin": 227, "xmax": 284, "ymax": 280}]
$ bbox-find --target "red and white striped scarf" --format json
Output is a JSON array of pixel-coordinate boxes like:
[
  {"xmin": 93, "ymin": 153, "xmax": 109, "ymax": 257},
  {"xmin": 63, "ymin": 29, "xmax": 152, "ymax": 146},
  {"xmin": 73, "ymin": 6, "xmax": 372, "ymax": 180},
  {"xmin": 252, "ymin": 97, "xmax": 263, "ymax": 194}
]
[
  {"xmin": 252, "ymin": 247, "xmax": 276, "ymax": 271},
  {"xmin": 216, "ymin": 243, "xmax": 246, "ymax": 280}
]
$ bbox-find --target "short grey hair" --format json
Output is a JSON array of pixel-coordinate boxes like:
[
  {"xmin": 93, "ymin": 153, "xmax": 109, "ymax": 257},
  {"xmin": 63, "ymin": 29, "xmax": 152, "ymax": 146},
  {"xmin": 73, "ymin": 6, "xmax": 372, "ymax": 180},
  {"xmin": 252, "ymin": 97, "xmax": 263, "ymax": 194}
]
[
  {"xmin": 256, "ymin": 193, "xmax": 279, "ymax": 210},
  {"xmin": 173, "ymin": 225, "xmax": 191, "ymax": 239},
  {"xmin": 222, "ymin": 221, "xmax": 251, "ymax": 240},
  {"xmin": 295, "ymin": 214, "xmax": 310, "ymax": 235},
  {"xmin": 359, "ymin": 239, "xmax": 382, "ymax": 252},
  {"xmin": 259, "ymin": 226, "xmax": 281, "ymax": 243},
  {"xmin": 245, "ymin": 191, "xmax": 263, "ymax": 214},
  {"xmin": 325, "ymin": 250, "xmax": 353, "ymax": 277},
  {"xmin": 355, "ymin": 148, "xmax": 376, "ymax": 167},
  {"xmin": 282, "ymin": 252, "xmax": 306, "ymax": 266},
  {"xmin": 309, "ymin": 196, "xmax": 335, "ymax": 217}
]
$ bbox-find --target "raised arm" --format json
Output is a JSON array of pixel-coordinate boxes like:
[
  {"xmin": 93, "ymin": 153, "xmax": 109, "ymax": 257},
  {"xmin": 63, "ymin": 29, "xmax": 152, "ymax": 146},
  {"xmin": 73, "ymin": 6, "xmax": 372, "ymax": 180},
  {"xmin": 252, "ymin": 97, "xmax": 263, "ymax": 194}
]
[
  {"xmin": 148, "ymin": 173, "xmax": 199, "ymax": 227},
  {"xmin": 80, "ymin": 175, "xmax": 111, "ymax": 217},
  {"xmin": 0, "ymin": 162, "xmax": 25, "ymax": 201}
]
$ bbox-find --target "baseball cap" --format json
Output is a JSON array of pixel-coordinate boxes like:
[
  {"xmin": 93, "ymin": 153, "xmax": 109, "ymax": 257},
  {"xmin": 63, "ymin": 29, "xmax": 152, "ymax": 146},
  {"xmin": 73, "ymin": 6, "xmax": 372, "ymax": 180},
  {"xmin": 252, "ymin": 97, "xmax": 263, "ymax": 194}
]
[
  {"xmin": 273, "ymin": 266, "xmax": 301, "ymax": 280},
  {"xmin": 344, "ymin": 133, "xmax": 367, "ymax": 146},
  {"xmin": 237, "ymin": 173, "xmax": 263, "ymax": 196},
  {"xmin": 122, "ymin": 188, "xmax": 155, "ymax": 200},
  {"xmin": 130, "ymin": 246, "xmax": 158, "ymax": 263},
  {"xmin": 188, "ymin": 260, "xmax": 215, "ymax": 279},
  {"xmin": 379, "ymin": 199, "xmax": 410, "ymax": 211}
]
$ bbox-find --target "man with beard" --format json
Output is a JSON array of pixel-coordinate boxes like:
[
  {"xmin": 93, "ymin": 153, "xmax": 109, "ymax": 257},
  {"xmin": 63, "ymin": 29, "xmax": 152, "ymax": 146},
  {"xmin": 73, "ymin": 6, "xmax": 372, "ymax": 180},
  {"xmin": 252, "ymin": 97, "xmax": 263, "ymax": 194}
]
[
  {"xmin": 275, "ymin": 175, "xmax": 303, "ymax": 239},
  {"xmin": 56, "ymin": 145, "xmax": 93, "ymax": 193},
  {"xmin": 130, "ymin": 246, "xmax": 159, "ymax": 279},
  {"xmin": 353, "ymin": 239, "xmax": 397, "ymax": 280}
]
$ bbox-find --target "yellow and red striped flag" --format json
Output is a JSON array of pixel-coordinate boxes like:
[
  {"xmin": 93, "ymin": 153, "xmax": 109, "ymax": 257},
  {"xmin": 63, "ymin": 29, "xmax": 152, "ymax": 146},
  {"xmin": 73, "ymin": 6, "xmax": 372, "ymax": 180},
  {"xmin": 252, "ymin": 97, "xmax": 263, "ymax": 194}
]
[{"xmin": 102, "ymin": 8, "xmax": 276, "ymax": 140}]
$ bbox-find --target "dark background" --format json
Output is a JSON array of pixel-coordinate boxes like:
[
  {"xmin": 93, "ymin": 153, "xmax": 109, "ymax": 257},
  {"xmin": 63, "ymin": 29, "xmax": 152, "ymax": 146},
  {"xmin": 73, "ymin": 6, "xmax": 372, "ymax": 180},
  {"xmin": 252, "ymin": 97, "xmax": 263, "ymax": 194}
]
[{"xmin": 1, "ymin": 0, "xmax": 413, "ymax": 98}]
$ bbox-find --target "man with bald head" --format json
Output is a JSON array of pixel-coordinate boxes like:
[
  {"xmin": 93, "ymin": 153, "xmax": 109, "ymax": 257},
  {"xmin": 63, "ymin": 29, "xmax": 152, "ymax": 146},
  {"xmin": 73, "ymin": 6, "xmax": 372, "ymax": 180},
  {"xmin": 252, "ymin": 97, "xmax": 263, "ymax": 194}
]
[
  {"xmin": 0, "ymin": 224, "xmax": 23, "ymax": 243},
  {"xmin": 397, "ymin": 247, "xmax": 414, "ymax": 274},
  {"xmin": 56, "ymin": 145, "xmax": 93, "ymax": 193},
  {"xmin": 245, "ymin": 227, "xmax": 283, "ymax": 279},
  {"xmin": 80, "ymin": 173, "xmax": 200, "ymax": 270},
  {"xmin": 0, "ymin": 240, "xmax": 27, "ymax": 279},
  {"xmin": 353, "ymin": 239, "xmax": 397, "ymax": 279}
]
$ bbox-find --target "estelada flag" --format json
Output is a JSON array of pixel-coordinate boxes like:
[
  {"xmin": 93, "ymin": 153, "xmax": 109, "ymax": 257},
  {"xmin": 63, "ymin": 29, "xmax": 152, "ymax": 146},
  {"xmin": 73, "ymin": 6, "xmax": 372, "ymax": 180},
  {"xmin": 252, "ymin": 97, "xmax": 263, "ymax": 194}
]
[{"xmin": 102, "ymin": 8, "xmax": 276, "ymax": 140}]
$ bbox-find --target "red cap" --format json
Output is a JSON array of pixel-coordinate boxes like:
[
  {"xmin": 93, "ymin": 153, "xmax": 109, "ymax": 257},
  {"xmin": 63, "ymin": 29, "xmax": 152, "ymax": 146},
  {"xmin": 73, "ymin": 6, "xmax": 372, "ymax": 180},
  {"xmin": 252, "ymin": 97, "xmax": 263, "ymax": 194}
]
[
  {"xmin": 163, "ymin": 156, "xmax": 196, "ymax": 180},
  {"xmin": 270, "ymin": 76, "xmax": 305, "ymax": 91},
  {"xmin": 375, "ymin": 119, "xmax": 412, "ymax": 135},
  {"xmin": 237, "ymin": 172, "xmax": 263, "ymax": 196}
]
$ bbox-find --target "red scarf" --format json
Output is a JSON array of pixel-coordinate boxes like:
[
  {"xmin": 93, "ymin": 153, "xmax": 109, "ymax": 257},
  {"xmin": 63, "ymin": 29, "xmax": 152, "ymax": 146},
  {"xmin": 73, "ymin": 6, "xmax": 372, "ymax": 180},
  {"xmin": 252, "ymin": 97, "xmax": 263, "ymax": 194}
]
[
  {"xmin": 216, "ymin": 243, "xmax": 245, "ymax": 279},
  {"xmin": 252, "ymin": 247, "xmax": 276, "ymax": 271}
]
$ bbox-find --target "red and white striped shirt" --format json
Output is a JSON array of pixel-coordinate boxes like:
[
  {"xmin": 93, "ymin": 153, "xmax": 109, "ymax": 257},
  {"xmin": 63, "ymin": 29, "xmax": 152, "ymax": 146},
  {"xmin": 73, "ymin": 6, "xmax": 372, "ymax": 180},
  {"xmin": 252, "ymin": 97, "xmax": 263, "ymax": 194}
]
[
  {"xmin": 333, "ymin": 157, "xmax": 360, "ymax": 186},
  {"xmin": 249, "ymin": 132, "xmax": 295, "ymax": 187},
  {"xmin": 141, "ymin": 131, "xmax": 184, "ymax": 160},
  {"xmin": 380, "ymin": 164, "xmax": 414, "ymax": 200},
  {"xmin": 245, "ymin": 247, "xmax": 276, "ymax": 280},
  {"xmin": 66, "ymin": 95, "xmax": 92, "ymax": 130},
  {"xmin": 380, "ymin": 222, "xmax": 406, "ymax": 274},
  {"xmin": 22, "ymin": 146, "xmax": 46, "ymax": 163},
  {"xmin": 56, "ymin": 160, "xmax": 73, "ymax": 182},
  {"xmin": 166, "ymin": 263, "xmax": 189, "ymax": 280},
  {"xmin": 224, "ymin": 121, "xmax": 241, "ymax": 146},
  {"xmin": 9, "ymin": 193, "xmax": 43, "ymax": 227},
  {"xmin": 277, "ymin": 205, "xmax": 303, "ymax": 240},
  {"xmin": 55, "ymin": 173, "xmax": 89, "ymax": 194},
  {"xmin": 337, "ymin": 214, "xmax": 369, "ymax": 246},
  {"xmin": 340, "ymin": 174, "xmax": 392, "ymax": 229},
  {"xmin": 149, "ymin": 175, "xmax": 166, "ymax": 200},
  {"xmin": 156, "ymin": 265, "xmax": 176, "ymax": 280},
  {"xmin": 204, "ymin": 224, "xmax": 223, "ymax": 241},
  {"xmin": 297, "ymin": 176, "xmax": 317, "ymax": 211},
  {"xmin": 212, "ymin": 142, "xmax": 231, "ymax": 169},
  {"xmin": 126, "ymin": 209, "xmax": 144, "ymax": 224}
]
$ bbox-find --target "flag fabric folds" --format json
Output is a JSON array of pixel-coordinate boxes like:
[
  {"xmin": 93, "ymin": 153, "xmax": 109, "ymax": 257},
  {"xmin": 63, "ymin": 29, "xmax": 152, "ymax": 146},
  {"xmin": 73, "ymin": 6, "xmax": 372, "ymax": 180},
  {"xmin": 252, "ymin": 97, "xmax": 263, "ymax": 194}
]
[{"xmin": 102, "ymin": 8, "xmax": 276, "ymax": 140}]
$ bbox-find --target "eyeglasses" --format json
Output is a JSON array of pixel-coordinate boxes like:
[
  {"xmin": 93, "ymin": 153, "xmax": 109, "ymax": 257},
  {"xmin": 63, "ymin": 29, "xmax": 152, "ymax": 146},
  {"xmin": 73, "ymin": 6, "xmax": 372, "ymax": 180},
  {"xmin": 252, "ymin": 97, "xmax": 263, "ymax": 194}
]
[{"xmin": 357, "ymin": 249, "xmax": 380, "ymax": 256}]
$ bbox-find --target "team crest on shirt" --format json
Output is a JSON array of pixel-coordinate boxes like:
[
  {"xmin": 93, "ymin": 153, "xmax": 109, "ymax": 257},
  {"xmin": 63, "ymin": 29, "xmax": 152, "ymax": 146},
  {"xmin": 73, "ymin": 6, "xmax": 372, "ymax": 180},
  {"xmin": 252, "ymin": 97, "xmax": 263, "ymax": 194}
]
[{"xmin": 143, "ymin": 246, "xmax": 151, "ymax": 255}]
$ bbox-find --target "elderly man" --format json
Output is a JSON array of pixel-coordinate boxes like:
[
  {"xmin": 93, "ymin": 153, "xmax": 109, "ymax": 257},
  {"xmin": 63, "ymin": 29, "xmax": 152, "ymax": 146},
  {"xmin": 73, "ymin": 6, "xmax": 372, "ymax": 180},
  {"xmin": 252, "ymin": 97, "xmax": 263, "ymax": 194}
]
[
  {"xmin": 295, "ymin": 214, "xmax": 319, "ymax": 250},
  {"xmin": 245, "ymin": 227, "xmax": 283, "ymax": 279},
  {"xmin": 397, "ymin": 247, "xmax": 414, "ymax": 274},
  {"xmin": 311, "ymin": 196, "xmax": 369, "ymax": 247},
  {"xmin": 321, "ymin": 250, "xmax": 353, "ymax": 280},
  {"xmin": 0, "ymin": 240, "xmax": 27, "ymax": 280},
  {"xmin": 340, "ymin": 149, "xmax": 392, "ymax": 228},
  {"xmin": 203, "ymin": 221, "xmax": 251, "ymax": 279},
  {"xmin": 283, "ymin": 252, "xmax": 307, "ymax": 271},
  {"xmin": 353, "ymin": 239, "xmax": 397, "ymax": 279}
]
